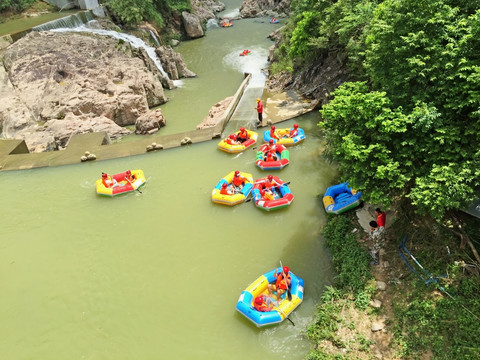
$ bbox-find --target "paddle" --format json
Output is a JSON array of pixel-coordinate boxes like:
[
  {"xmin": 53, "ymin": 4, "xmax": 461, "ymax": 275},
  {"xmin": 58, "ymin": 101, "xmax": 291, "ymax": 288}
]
[
  {"xmin": 268, "ymin": 296, "xmax": 295, "ymax": 326},
  {"xmin": 125, "ymin": 175, "xmax": 142, "ymax": 194},
  {"xmin": 280, "ymin": 260, "xmax": 292, "ymax": 301}
]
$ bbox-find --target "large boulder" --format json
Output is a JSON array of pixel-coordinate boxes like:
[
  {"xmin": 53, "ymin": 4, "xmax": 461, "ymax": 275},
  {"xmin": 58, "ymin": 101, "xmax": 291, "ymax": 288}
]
[
  {"xmin": 181, "ymin": 11, "xmax": 204, "ymax": 39},
  {"xmin": 155, "ymin": 46, "xmax": 197, "ymax": 80},
  {"xmin": 135, "ymin": 109, "xmax": 166, "ymax": 134},
  {"xmin": 1, "ymin": 31, "xmax": 168, "ymax": 152}
]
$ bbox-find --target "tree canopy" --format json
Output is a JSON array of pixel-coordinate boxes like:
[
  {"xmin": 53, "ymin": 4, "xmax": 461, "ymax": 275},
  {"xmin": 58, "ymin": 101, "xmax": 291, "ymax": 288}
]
[{"xmin": 283, "ymin": 0, "xmax": 480, "ymax": 219}]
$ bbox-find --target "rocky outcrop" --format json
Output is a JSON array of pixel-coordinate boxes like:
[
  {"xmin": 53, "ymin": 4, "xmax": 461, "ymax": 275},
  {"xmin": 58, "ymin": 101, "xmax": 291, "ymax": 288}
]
[
  {"xmin": 155, "ymin": 46, "xmax": 197, "ymax": 80},
  {"xmin": 181, "ymin": 11, "xmax": 204, "ymax": 39},
  {"xmin": 196, "ymin": 96, "xmax": 233, "ymax": 129},
  {"xmin": 191, "ymin": 0, "xmax": 225, "ymax": 22},
  {"xmin": 266, "ymin": 26, "xmax": 350, "ymax": 109},
  {"xmin": 1, "ymin": 31, "xmax": 169, "ymax": 152},
  {"xmin": 135, "ymin": 109, "xmax": 166, "ymax": 134},
  {"xmin": 240, "ymin": 0, "xmax": 291, "ymax": 18}
]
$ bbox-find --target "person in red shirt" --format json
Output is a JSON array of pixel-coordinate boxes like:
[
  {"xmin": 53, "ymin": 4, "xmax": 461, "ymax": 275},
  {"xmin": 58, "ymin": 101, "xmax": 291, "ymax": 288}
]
[
  {"xmin": 232, "ymin": 170, "xmax": 245, "ymax": 191},
  {"xmin": 264, "ymin": 175, "xmax": 278, "ymax": 189},
  {"xmin": 237, "ymin": 127, "xmax": 249, "ymax": 143},
  {"xmin": 253, "ymin": 295, "xmax": 274, "ymax": 312},
  {"xmin": 220, "ymin": 182, "xmax": 233, "ymax": 195},
  {"xmin": 264, "ymin": 150, "xmax": 278, "ymax": 162},
  {"xmin": 269, "ymin": 125, "xmax": 279, "ymax": 140},
  {"xmin": 268, "ymin": 266, "xmax": 291, "ymax": 301},
  {"xmin": 255, "ymin": 98, "xmax": 263, "ymax": 125},
  {"xmin": 225, "ymin": 134, "xmax": 239, "ymax": 145},
  {"xmin": 124, "ymin": 170, "xmax": 136, "ymax": 183},
  {"xmin": 375, "ymin": 208, "xmax": 386, "ymax": 228},
  {"xmin": 102, "ymin": 173, "xmax": 118, "ymax": 188},
  {"xmin": 289, "ymin": 123, "xmax": 299, "ymax": 138}
]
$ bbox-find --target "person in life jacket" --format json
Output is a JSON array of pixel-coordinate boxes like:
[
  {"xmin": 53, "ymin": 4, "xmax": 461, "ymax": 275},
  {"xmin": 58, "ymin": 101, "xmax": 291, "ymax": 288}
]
[
  {"xmin": 288, "ymin": 123, "xmax": 299, "ymax": 138},
  {"xmin": 268, "ymin": 266, "xmax": 291, "ymax": 301},
  {"xmin": 264, "ymin": 175, "xmax": 279, "ymax": 189},
  {"xmin": 225, "ymin": 134, "xmax": 239, "ymax": 145},
  {"xmin": 124, "ymin": 170, "xmax": 136, "ymax": 183},
  {"xmin": 237, "ymin": 127, "xmax": 249, "ymax": 143},
  {"xmin": 264, "ymin": 150, "xmax": 278, "ymax": 162},
  {"xmin": 220, "ymin": 182, "xmax": 234, "ymax": 195},
  {"xmin": 232, "ymin": 170, "xmax": 245, "ymax": 190},
  {"xmin": 269, "ymin": 125, "xmax": 279, "ymax": 140},
  {"xmin": 260, "ymin": 189, "xmax": 275, "ymax": 201},
  {"xmin": 102, "ymin": 172, "xmax": 119, "ymax": 188},
  {"xmin": 253, "ymin": 295, "xmax": 274, "ymax": 312}
]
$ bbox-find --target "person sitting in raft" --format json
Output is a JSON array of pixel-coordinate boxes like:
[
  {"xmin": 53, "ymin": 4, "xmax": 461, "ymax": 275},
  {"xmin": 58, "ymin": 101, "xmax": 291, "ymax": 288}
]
[
  {"xmin": 254, "ymin": 295, "xmax": 274, "ymax": 312},
  {"xmin": 237, "ymin": 127, "xmax": 249, "ymax": 143},
  {"xmin": 225, "ymin": 134, "xmax": 239, "ymax": 145},
  {"xmin": 270, "ymin": 17, "xmax": 278, "ymax": 23},
  {"xmin": 268, "ymin": 266, "xmax": 291, "ymax": 302},
  {"xmin": 232, "ymin": 170, "xmax": 246, "ymax": 191},
  {"xmin": 260, "ymin": 189, "xmax": 275, "ymax": 201},
  {"xmin": 269, "ymin": 125, "xmax": 279, "ymax": 140},
  {"xmin": 124, "ymin": 170, "xmax": 136, "ymax": 183},
  {"xmin": 264, "ymin": 150, "xmax": 278, "ymax": 162},
  {"xmin": 281, "ymin": 123, "xmax": 299, "ymax": 138},
  {"xmin": 264, "ymin": 175, "xmax": 279, "ymax": 190},
  {"xmin": 265, "ymin": 139, "xmax": 277, "ymax": 152},
  {"xmin": 220, "ymin": 182, "xmax": 234, "ymax": 196},
  {"xmin": 102, "ymin": 172, "xmax": 119, "ymax": 188}
]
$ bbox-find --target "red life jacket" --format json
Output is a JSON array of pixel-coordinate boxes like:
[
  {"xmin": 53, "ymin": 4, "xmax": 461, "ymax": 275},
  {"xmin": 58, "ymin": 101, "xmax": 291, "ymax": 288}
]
[
  {"xmin": 290, "ymin": 129, "xmax": 298, "ymax": 137},
  {"xmin": 233, "ymin": 175, "xmax": 244, "ymax": 186}
]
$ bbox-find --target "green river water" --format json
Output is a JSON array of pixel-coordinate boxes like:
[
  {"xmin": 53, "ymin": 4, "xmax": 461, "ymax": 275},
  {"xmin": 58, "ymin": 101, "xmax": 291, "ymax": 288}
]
[{"xmin": 0, "ymin": 1, "xmax": 339, "ymax": 359}]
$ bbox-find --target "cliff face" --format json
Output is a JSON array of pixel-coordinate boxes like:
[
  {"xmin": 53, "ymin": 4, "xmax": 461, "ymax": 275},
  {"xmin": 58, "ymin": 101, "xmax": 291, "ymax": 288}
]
[
  {"xmin": 1, "ymin": 31, "xmax": 167, "ymax": 152},
  {"xmin": 265, "ymin": 29, "xmax": 350, "ymax": 109}
]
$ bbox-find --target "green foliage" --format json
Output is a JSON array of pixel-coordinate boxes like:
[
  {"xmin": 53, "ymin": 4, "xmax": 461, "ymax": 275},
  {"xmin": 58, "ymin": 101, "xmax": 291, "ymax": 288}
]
[
  {"xmin": 315, "ymin": 1, "xmax": 480, "ymax": 219},
  {"xmin": 0, "ymin": 0, "xmax": 36, "ymax": 12}
]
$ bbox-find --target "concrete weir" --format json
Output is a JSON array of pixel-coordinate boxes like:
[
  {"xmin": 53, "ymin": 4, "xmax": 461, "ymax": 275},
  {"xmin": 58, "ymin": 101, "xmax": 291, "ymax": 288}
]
[
  {"xmin": 0, "ymin": 73, "xmax": 316, "ymax": 172},
  {"xmin": 0, "ymin": 74, "xmax": 250, "ymax": 171}
]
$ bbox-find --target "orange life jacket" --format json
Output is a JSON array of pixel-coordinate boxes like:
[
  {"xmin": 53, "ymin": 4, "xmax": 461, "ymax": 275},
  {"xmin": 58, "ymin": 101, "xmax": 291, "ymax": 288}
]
[
  {"xmin": 270, "ymin": 130, "xmax": 279, "ymax": 140},
  {"xmin": 275, "ymin": 273, "xmax": 291, "ymax": 290},
  {"xmin": 290, "ymin": 129, "xmax": 298, "ymax": 137},
  {"xmin": 232, "ymin": 175, "xmax": 244, "ymax": 186},
  {"xmin": 102, "ymin": 176, "xmax": 114, "ymax": 188},
  {"xmin": 220, "ymin": 187, "xmax": 232, "ymax": 195},
  {"xmin": 265, "ymin": 151, "xmax": 277, "ymax": 162},
  {"xmin": 237, "ymin": 130, "xmax": 249, "ymax": 140}
]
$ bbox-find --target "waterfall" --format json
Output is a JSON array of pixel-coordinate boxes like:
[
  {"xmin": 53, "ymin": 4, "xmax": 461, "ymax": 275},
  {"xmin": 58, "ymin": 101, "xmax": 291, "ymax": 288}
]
[
  {"xmin": 147, "ymin": 29, "xmax": 160, "ymax": 47},
  {"xmin": 32, "ymin": 11, "xmax": 94, "ymax": 32},
  {"xmin": 52, "ymin": 22, "xmax": 171, "ymax": 80}
]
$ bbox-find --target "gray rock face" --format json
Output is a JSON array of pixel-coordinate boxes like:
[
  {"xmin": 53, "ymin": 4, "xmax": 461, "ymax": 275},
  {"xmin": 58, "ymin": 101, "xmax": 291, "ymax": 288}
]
[
  {"xmin": 191, "ymin": 0, "xmax": 225, "ymax": 22},
  {"xmin": 155, "ymin": 46, "xmax": 197, "ymax": 80},
  {"xmin": 1, "ymin": 31, "xmax": 168, "ymax": 152},
  {"xmin": 181, "ymin": 11, "xmax": 204, "ymax": 39},
  {"xmin": 135, "ymin": 109, "xmax": 166, "ymax": 135},
  {"xmin": 240, "ymin": 0, "xmax": 291, "ymax": 18}
]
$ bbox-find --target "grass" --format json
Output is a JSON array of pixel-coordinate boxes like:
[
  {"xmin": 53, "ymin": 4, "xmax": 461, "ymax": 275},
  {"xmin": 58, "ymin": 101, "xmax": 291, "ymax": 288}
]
[{"xmin": 306, "ymin": 204, "xmax": 480, "ymax": 359}]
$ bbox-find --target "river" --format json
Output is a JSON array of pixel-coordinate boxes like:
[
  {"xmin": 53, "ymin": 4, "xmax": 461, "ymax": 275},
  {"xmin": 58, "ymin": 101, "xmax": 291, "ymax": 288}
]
[{"xmin": 0, "ymin": 1, "xmax": 338, "ymax": 359}]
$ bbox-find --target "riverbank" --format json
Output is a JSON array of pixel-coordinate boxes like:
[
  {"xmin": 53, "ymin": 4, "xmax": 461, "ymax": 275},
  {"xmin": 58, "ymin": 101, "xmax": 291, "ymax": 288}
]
[{"xmin": 309, "ymin": 202, "xmax": 480, "ymax": 359}]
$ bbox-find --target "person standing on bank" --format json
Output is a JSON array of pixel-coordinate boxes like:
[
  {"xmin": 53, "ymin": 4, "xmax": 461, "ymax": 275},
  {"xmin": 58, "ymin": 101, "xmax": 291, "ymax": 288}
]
[
  {"xmin": 255, "ymin": 98, "xmax": 263, "ymax": 126},
  {"xmin": 369, "ymin": 220, "xmax": 386, "ymax": 266},
  {"xmin": 375, "ymin": 208, "xmax": 386, "ymax": 228}
]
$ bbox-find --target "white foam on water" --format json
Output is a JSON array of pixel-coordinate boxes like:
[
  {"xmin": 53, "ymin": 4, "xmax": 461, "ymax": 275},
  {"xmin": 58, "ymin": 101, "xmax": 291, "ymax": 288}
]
[{"xmin": 52, "ymin": 23, "xmax": 169, "ymax": 79}]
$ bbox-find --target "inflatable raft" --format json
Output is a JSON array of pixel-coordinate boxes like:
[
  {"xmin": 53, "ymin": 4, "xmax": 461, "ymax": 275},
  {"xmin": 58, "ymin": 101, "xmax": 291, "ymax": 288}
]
[
  {"xmin": 269, "ymin": 19, "xmax": 280, "ymax": 24},
  {"xmin": 255, "ymin": 143, "xmax": 289, "ymax": 170},
  {"xmin": 240, "ymin": 49, "xmax": 251, "ymax": 56},
  {"xmin": 96, "ymin": 170, "xmax": 146, "ymax": 197},
  {"xmin": 251, "ymin": 176, "xmax": 294, "ymax": 211},
  {"xmin": 211, "ymin": 171, "xmax": 254, "ymax": 206},
  {"xmin": 263, "ymin": 127, "xmax": 306, "ymax": 146},
  {"xmin": 217, "ymin": 130, "xmax": 257, "ymax": 153},
  {"xmin": 323, "ymin": 182, "xmax": 362, "ymax": 214},
  {"xmin": 236, "ymin": 268, "xmax": 304, "ymax": 327}
]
